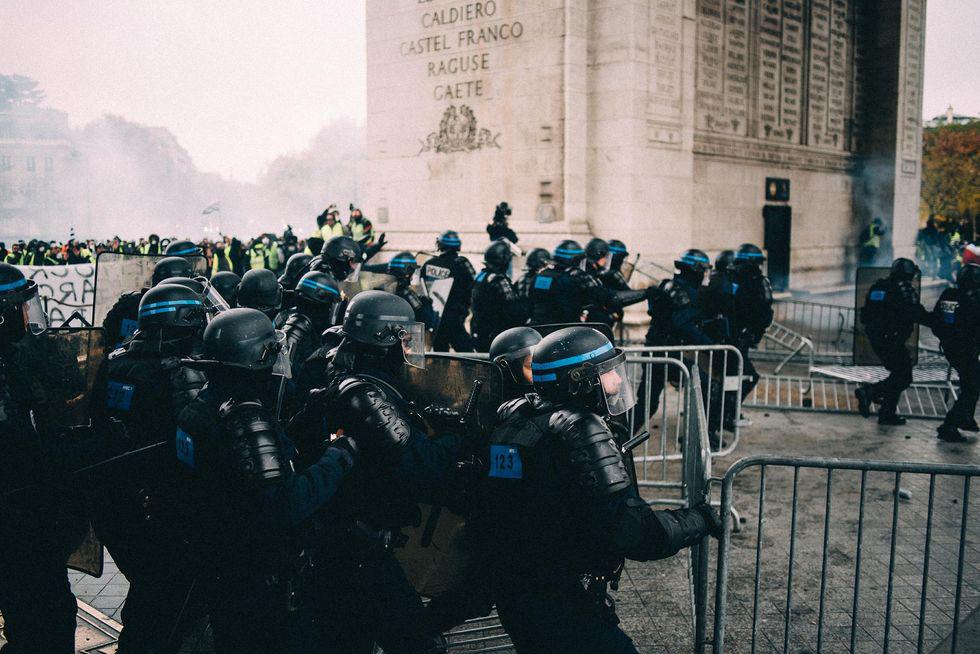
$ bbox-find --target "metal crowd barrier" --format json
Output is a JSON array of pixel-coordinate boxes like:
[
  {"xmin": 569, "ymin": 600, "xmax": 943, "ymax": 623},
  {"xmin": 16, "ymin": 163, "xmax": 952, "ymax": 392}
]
[
  {"xmin": 760, "ymin": 299, "xmax": 855, "ymax": 361},
  {"xmin": 706, "ymin": 456, "xmax": 980, "ymax": 654},
  {"xmin": 758, "ymin": 321, "xmax": 815, "ymax": 379}
]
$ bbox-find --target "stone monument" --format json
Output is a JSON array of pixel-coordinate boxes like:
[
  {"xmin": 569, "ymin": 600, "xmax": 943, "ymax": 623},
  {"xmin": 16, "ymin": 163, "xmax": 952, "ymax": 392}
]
[{"xmin": 364, "ymin": 0, "xmax": 926, "ymax": 288}]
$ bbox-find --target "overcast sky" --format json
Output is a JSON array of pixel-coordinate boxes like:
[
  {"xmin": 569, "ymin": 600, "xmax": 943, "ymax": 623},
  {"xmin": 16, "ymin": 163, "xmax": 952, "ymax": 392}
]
[{"xmin": 0, "ymin": 0, "xmax": 975, "ymax": 182}]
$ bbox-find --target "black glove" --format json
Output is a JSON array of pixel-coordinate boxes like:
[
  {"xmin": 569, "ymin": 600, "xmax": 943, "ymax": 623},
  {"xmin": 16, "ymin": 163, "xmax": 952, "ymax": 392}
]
[
  {"xmin": 694, "ymin": 502, "xmax": 724, "ymax": 539},
  {"xmin": 422, "ymin": 403, "xmax": 463, "ymax": 432},
  {"xmin": 325, "ymin": 435, "xmax": 358, "ymax": 475}
]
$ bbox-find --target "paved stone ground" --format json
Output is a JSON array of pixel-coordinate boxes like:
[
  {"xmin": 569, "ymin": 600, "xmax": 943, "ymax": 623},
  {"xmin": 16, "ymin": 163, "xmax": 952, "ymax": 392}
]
[{"xmin": 4, "ymin": 399, "xmax": 978, "ymax": 653}]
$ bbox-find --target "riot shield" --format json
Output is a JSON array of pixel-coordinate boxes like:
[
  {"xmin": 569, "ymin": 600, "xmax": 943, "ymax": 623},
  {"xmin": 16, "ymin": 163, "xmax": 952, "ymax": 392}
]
[
  {"xmin": 395, "ymin": 354, "xmax": 504, "ymax": 597},
  {"xmin": 338, "ymin": 270, "xmax": 398, "ymax": 299},
  {"xmin": 4, "ymin": 327, "xmax": 107, "ymax": 576},
  {"xmin": 92, "ymin": 252, "xmax": 207, "ymax": 328},
  {"xmin": 5, "ymin": 327, "xmax": 106, "ymax": 431},
  {"xmin": 620, "ymin": 254, "xmax": 639, "ymax": 283},
  {"xmin": 854, "ymin": 267, "xmax": 920, "ymax": 366}
]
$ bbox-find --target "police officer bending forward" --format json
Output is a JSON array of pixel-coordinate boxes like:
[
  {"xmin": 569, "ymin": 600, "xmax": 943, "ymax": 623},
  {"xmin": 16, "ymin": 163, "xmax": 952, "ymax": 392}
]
[{"xmin": 472, "ymin": 326, "xmax": 721, "ymax": 653}]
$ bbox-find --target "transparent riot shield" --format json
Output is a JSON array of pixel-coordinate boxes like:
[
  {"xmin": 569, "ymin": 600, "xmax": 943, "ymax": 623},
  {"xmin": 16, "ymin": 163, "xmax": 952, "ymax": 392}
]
[
  {"xmin": 92, "ymin": 252, "xmax": 207, "ymax": 328},
  {"xmin": 4, "ymin": 327, "xmax": 107, "ymax": 576},
  {"xmin": 338, "ymin": 270, "xmax": 398, "ymax": 299},
  {"xmin": 854, "ymin": 267, "xmax": 920, "ymax": 366},
  {"xmin": 395, "ymin": 354, "xmax": 504, "ymax": 596}
]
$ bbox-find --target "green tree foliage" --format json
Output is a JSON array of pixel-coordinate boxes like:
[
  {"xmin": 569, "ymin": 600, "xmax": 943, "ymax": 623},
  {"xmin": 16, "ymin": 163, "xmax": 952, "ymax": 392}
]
[
  {"xmin": 0, "ymin": 74, "xmax": 46, "ymax": 108},
  {"xmin": 920, "ymin": 121, "xmax": 980, "ymax": 224}
]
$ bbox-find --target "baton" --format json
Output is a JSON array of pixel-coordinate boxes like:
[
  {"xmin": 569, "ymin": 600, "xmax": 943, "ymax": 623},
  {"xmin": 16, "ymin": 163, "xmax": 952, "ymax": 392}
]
[{"xmin": 620, "ymin": 430, "xmax": 650, "ymax": 455}]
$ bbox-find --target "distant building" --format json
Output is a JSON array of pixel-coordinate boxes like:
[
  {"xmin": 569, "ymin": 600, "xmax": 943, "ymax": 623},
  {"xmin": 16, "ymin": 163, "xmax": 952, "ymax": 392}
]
[
  {"xmin": 0, "ymin": 105, "xmax": 85, "ymax": 241},
  {"xmin": 924, "ymin": 105, "xmax": 977, "ymax": 128}
]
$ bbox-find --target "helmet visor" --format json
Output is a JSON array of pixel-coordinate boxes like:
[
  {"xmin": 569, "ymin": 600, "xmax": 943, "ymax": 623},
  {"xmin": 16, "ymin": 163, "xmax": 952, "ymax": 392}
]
[
  {"xmin": 599, "ymin": 360, "xmax": 635, "ymax": 415},
  {"xmin": 272, "ymin": 330, "xmax": 292, "ymax": 379},
  {"xmin": 198, "ymin": 278, "xmax": 231, "ymax": 314},
  {"xmin": 400, "ymin": 321, "xmax": 426, "ymax": 369},
  {"xmin": 22, "ymin": 290, "xmax": 48, "ymax": 335},
  {"xmin": 494, "ymin": 347, "xmax": 534, "ymax": 386}
]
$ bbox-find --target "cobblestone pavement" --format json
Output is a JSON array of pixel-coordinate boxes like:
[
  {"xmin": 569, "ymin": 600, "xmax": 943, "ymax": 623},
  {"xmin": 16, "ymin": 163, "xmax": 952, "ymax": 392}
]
[{"xmin": 3, "ymin": 401, "xmax": 978, "ymax": 653}]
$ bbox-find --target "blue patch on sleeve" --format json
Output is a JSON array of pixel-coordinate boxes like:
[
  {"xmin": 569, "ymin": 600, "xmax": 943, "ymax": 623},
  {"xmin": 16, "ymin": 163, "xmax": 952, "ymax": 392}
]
[
  {"xmin": 176, "ymin": 428, "xmax": 195, "ymax": 469},
  {"xmin": 106, "ymin": 381, "xmax": 135, "ymax": 411},
  {"xmin": 489, "ymin": 445, "xmax": 523, "ymax": 479},
  {"xmin": 534, "ymin": 276, "xmax": 553, "ymax": 290},
  {"xmin": 869, "ymin": 290, "xmax": 886, "ymax": 302},
  {"xmin": 729, "ymin": 282, "xmax": 739, "ymax": 295},
  {"xmin": 943, "ymin": 311, "xmax": 956, "ymax": 324},
  {"xmin": 119, "ymin": 318, "xmax": 139, "ymax": 343},
  {"xmin": 475, "ymin": 271, "xmax": 487, "ymax": 282}
]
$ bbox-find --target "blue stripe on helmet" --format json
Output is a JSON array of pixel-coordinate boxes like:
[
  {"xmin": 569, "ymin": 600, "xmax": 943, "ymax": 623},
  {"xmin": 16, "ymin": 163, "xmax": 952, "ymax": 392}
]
[
  {"xmin": 532, "ymin": 373, "xmax": 557, "ymax": 382},
  {"xmin": 139, "ymin": 306, "xmax": 178, "ymax": 317},
  {"xmin": 169, "ymin": 247, "xmax": 199, "ymax": 256},
  {"xmin": 554, "ymin": 248, "xmax": 584, "ymax": 256},
  {"xmin": 140, "ymin": 299, "xmax": 203, "ymax": 312},
  {"xmin": 735, "ymin": 251, "xmax": 764, "ymax": 260},
  {"xmin": 531, "ymin": 342, "xmax": 614, "ymax": 372},
  {"xmin": 0, "ymin": 278, "xmax": 28, "ymax": 292},
  {"xmin": 299, "ymin": 278, "xmax": 340, "ymax": 295},
  {"xmin": 440, "ymin": 237, "xmax": 461, "ymax": 245},
  {"xmin": 608, "ymin": 246, "xmax": 627, "ymax": 254},
  {"xmin": 681, "ymin": 255, "xmax": 709, "ymax": 266}
]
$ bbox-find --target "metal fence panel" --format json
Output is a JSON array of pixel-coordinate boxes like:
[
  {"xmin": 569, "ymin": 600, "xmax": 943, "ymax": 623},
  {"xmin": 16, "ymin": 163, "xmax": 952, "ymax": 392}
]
[{"xmin": 708, "ymin": 456, "xmax": 980, "ymax": 654}]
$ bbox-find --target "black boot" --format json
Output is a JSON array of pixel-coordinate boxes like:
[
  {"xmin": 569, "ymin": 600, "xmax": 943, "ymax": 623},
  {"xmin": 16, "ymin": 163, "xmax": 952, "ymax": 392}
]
[
  {"xmin": 938, "ymin": 424, "xmax": 974, "ymax": 443},
  {"xmin": 878, "ymin": 414, "xmax": 907, "ymax": 426},
  {"xmin": 855, "ymin": 385, "xmax": 873, "ymax": 418},
  {"xmin": 958, "ymin": 417, "xmax": 979, "ymax": 432}
]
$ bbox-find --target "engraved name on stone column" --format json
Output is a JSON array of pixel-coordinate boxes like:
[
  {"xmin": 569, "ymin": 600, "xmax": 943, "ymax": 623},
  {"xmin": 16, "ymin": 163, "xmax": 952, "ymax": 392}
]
[
  {"xmin": 807, "ymin": 0, "xmax": 831, "ymax": 147},
  {"xmin": 826, "ymin": 0, "xmax": 849, "ymax": 150},
  {"xmin": 695, "ymin": 0, "xmax": 749, "ymax": 136},
  {"xmin": 901, "ymin": 0, "xmax": 924, "ymax": 161},
  {"xmin": 648, "ymin": 0, "xmax": 684, "ymax": 145},
  {"xmin": 757, "ymin": 0, "xmax": 782, "ymax": 139},
  {"xmin": 778, "ymin": 0, "xmax": 804, "ymax": 144}
]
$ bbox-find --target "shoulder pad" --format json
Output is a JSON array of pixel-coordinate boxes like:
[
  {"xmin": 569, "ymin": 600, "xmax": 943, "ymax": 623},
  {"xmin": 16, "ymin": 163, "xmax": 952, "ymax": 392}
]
[
  {"xmin": 666, "ymin": 282, "xmax": 691, "ymax": 307},
  {"xmin": 219, "ymin": 399, "xmax": 290, "ymax": 486},
  {"xmin": 549, "ymin": 409, "xmax": 630, "ymax": 496},
  {"xmin": 334, "ymin": 376, "xmax": 411, "ymax": 450},
  {"xmin": 497, "ymin": 397, "xmax": 531, "ymax": 422}
]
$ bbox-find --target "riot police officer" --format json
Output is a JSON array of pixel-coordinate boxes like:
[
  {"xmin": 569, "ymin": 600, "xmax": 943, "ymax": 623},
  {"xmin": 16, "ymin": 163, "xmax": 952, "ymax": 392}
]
[
  {"xmin": 929, "ymin": 263, "xmax": 980, "ymax": 443},
  {"xmin": 642, "ymin": 249, "xmax": 724, "ymax": 439},
  {"xmin": 296, "ymin": 290, "xmax": 463, "ymax": 653},
  {"xmin": 514, "ymin": 247, "xmax": 552, "ymax": 304},
  {"xmin": 490, "ymin": 326, "xmax": 542, "ymax": 399},
  {"xmin": 103, "ymin": 255, "xmax": 196, "ymax": 348},
  {"xmin": 379, "ymin": 251, "xmax": 436, "ymax": 329},
  {"xmin": 471, "ymin": 240, "xmax": 528, "ymax": 351},
  {"xmin": 177, "ymin": 308, "xmax": 366, "ymax": 653},
  {"xmin": 729, "ymin": 244, "xmax": 774, "ymax": 402},
  {"xmin": 210, "ymin": 270, "xmax": 241, "ymax": 307},
  {"xmin": 855, "ymin": 258, "xmax": 927, "ymax": 425},
  {"xmin": 529, "ymin": 239, "xmax": 648, "ymax": 327},
  {"xmin": 282, "ymin": 270, "xmax": 341, "ymax": 379},
  {"xmin": 164, "ymin": 240, "xmax": 203, "ymax": 257},
  {"xmin": 697, "ymin": 250, "xmax": 736, "ymax": 343},
  {"xmin": 472, "ymin": 326, "xmax": 721, "ymax": 653},
  {"xmin": 313, "ymin": 235, "xmax": 361, "ymax": 281},
  {"xmin": 279, "ymin": 252, "xmax": 313, "ymax": 291},
  {"xmin": 601, "ymin": 240, "xmax": 632, "ymax": 290},
  {"xmin": 0, "ymin": 263, "xmax": 77, "ymax": 654},
  {"xmin": 421, "ymin": 230, "xmax": 476, "ymax": 352},
  {"xmin": 87, "ymin": 283, "xmax": 209, "ymax": 653},
  {"xmin": 236, "ymin": 268, "xmax": 283, "ymax": 321}
]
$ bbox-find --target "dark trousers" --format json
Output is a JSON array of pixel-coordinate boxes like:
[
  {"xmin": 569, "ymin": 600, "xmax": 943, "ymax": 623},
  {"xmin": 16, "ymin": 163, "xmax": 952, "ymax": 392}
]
[
  {"xmin": 314, "ymin": 553, "xmax": 430, "ymax": 654},
  {"xmin": 95, "ymin": 517, "xmax": 196, "ymax": 653},
  {"xmin": 945, "ymin": 349, "xmax": 980, "ymax": 428},
  {"xmin": 205, "ymin": 573, "xmax": 314, "ymax": 654},
  {"xmin": 420, "ymin": 558, "xmax": 494, "ymax": 637},
  {"xmin": 0, "ymin": 518, "xmax": 77, "ymax": 654},
  {"xmin": 433, "ymin": 317, "xmax": 474, "ymax": 353},
  {"xmin": 495, "ymin": 582, "xmax": 638, "ymax": 654},
  {"xmin": 632, "ymin": 359, "xmax": 722, "ymax": 435},
  {"xmin": 870, "ymin": 339, "xmax": 914, "ymax": 417}
]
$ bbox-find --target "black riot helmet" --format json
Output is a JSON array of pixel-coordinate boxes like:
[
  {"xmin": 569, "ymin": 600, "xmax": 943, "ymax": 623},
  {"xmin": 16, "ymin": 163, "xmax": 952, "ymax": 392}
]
[
  {"xmin": 295, "ymin": 271, "xmax": 341, "ymax": 307},
  {"xmin": 0, "ymin": 263, "xmax": 48, "ymax": 342},
  {"xmin": 958, "ymin": 263, "xmax": 980, "ymax": 291},
  {"xmin": 151, "ymin": 256, "xmax": 194, "ymax": 287},
  {"xmin": 138, "ymin": 283, "xmax": 206, "ymax": 332},
  {"xmin": 525, "ymin": 248, "xmax": 552, "ymax": 272},
  {"xmin": 889, "ymin": 257, "xmax": 920, "ymax": 282},
  {"xmin": 341, "ymin": 290, "xmax": 425, "ymax": 369},
  {"xmin": 318, "ymin": 236, "xmax": 361, "ymax": 281},
  {"xmin": 210, "ymin": 271, "xmax": 241, "ymax": 306},
  {"xmin": 553, "ymin": 239, "xmax": 585, "ymax": 268},
  {"xmin": 436, "ymin": 230, "xmax": 462, "ymax": 252},
  {"xmin": 490, "ymin": 326, "xmax": 541, "ymax": 388},
  {"xmin": 585, "ymin": 238, "xmax": 611, "ymax": 273},
  {"xmin": 608, "ymin": 240, "xmax": 629, "ymax": 271},
  {"xmin": 166, "ymin": 276, "xmax": 230, "ymax": 315},
  {"xmin": 387, "ymin": 251, "xmax": 419, "ymax": 281},
  {"xmin": 164, "ymin": 239, "xmax": 203, "ymax": 257},
  {"xmin": 715, "ymin": 250, "xmax": 736, "ymax": 272},
  {"xmin": 484, "ymin": 240, "xmax": 513, "ymax": 273},
  {"xmin": 194, "ymin": 308, "xmax": 288, "ymax": 377},
  {"xmin": 279, "ymin": 252, "xmax": 313, "ymax": 290},
  {"xmin": 674, "ymin": 248, "xmax": 711, "ymax": 284},
  {"xmin": 237, "ymin": 269, "xmax": 283, "ymax": 318},
  {"xmin": 734, "ymin": 243, "xmax": 765, "ymax": 269},
  {"xmin": 531, "ymin": 326, "xmax": 635, "ymax": 416}
]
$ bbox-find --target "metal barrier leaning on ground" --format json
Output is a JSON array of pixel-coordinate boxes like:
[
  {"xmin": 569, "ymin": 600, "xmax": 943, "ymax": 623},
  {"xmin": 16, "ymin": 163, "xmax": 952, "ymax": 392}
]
[{"xmin": 706, "ymin": 456, "xmax": 980, "ymax": 654}]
